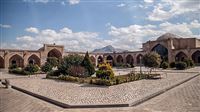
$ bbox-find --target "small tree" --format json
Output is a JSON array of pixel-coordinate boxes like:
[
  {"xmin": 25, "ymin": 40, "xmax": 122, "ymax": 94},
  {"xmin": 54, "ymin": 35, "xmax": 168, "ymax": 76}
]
[
  {"xmin": 96, "ymin": 62, "xmax": 114, "ymax": 79},
  {"xmin": 81, "ymin": 52, "xmax": 95, "ymax": 76},
  {"xmin": 58, "ymin": 54, "xmax": 84, "ymax": 75},
  {"xmin": 47, "ymin": 57, "xmax": 59, "ymax": 67},
  {"xmin": 142, "ymin": 52, "xmax": 161, "ymax": 74},
  {"xmin": 41, "ymin": 62, "xmax": 53, "ymax": 73}
]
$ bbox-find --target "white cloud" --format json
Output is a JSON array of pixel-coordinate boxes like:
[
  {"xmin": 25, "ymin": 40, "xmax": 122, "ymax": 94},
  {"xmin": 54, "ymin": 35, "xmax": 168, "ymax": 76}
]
[
  {"xmin": 0, "ymin": 24, "xmax": 11, "ymax": 28},
  {"xmin": 23, "ymin": 0, "xmax": 50, "ymax": 3},
  {"xmin": 25, "ymin": 27, "xmax": 39, "ymax": 34},
  {"xmin": 68, "ymin": 0, "xmax": 80, "ymax": 5},
  {"xmin": 6, "ymin": 27, "xmax": 107, "ymax": 51},
  {"xmin": 61, "ymin": 1, "xmax": 66, "ymax": 5},
  {"xmin": 144, "ymin": 0, "xmax": 154, "ymax": 3},
  {"xmin": 117, "ymin": 3, "xmax": 126, "ymax": 7},
  {"xmin": 2, "ymin": 20, "xmax": 200, "ymax": 51},
  {"xmin": 148, "ymin": 0, "xmax": 200, "ymax": 21}
]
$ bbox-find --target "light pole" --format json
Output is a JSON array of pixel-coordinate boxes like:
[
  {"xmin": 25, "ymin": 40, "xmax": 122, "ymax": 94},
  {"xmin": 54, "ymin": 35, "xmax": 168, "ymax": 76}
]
[{"xmin": 140, "ymin": 56, "xmax": 142, "ymax": 74}]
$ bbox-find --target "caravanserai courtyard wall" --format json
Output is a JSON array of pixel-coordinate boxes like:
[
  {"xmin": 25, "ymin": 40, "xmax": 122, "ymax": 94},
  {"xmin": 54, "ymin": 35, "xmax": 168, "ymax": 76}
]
[{"xmin": 0, "ymin": 33, "xmax": 200, "ymax": 68}]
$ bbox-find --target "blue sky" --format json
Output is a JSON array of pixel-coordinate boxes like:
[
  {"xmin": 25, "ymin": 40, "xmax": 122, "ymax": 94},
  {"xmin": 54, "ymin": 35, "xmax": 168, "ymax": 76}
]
[{"xmin": 0, "ymin": 0, "xmax": 200, "ymax": 51}]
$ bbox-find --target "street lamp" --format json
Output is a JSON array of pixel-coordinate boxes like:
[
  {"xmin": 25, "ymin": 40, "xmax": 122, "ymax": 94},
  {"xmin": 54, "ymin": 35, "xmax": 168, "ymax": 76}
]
[{"xmin": 140, "ymin": 56, "xmax": 142, "ymax": 74}]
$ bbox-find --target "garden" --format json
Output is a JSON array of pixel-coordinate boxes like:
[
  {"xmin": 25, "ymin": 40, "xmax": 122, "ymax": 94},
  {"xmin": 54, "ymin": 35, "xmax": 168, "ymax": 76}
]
[{"xmin": 8, "ymin": 51, "xmax": 195, "ymax": 86}]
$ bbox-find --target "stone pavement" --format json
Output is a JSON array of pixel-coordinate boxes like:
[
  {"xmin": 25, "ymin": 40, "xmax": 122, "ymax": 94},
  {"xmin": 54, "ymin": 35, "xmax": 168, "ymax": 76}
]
[
  {"xmin": 0, "ymin": 84, "xmax": 62, "ymax": 112},
  {"xmin": 1, "ymin": 75, "xmax": 200, "ymax": 112}
]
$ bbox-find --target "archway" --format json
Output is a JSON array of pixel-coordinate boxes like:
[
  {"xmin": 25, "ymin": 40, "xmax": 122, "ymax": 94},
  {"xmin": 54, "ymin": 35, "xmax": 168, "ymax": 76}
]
[
  {"xmin": 90, "ymin": 56, "xmax": 96, "ymax": 66},
  {"xmin": 136, "ymin": 54, "xmax": 143, "ymax": 65},
  {"xmin": 97, "ymin": 56, "xmax": 103, "ymax": 65},
  {"xmin": 28, "ymin": 54, "xmax": 41, "ymax": 66},
  {"xmin": 151, "ymin": 44, "xmax": 168, "ymax": 61},
  {"xmin": 9, "ymin": 54, "xmax": 24, "ymax": 68},
  {"xmin": 0, "ymin": 56, "xmax": 4, "ymax": 68},
  {"xmin": 126, "ymin": 54, "xmax": 134, "ymax": 65},
  {"xmin": 47, "ymin": 49, "xmax": 62, "ymax": 59},
  {"xmin": 106, "ymin": 55, "xmax": 114, "ymax": 66},
  {"xmin": 116, "ymin": 55, "xmax": 123, "ymax": 64},
  {"xmin": 175, "ymin": 52, "xmax": 188, "ymax": 61},
  {"xmin": 192, "ymin": 50, "xmax": 200, "ymax": 65}
]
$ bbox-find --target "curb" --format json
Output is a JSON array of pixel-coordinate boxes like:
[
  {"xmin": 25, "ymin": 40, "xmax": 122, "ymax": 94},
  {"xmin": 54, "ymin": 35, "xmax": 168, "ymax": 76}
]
[
  {"xmin": 129, "ymin": 73, "xmax": 200, "ymax": 107},
  {"xmin": 1, "ymin": 73, "xmax": 199, "ymax": 108}
]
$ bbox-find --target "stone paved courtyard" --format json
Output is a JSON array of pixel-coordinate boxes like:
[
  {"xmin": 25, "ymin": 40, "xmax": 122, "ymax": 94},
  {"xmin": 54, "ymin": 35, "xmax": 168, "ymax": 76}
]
[
  {"xmin": 1, "ymin": 67, "xmax": 199, "ymax": 106},
  {"xmin": 1, "ymin": 73, "xmax": 200, "ymax": 112}
]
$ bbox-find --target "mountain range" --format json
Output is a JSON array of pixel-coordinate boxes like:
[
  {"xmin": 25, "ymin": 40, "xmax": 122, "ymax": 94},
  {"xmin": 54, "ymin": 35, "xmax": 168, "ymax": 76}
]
[{"xmin": 92, "ymin": 45, "xmax": 127, "ymax": 53}]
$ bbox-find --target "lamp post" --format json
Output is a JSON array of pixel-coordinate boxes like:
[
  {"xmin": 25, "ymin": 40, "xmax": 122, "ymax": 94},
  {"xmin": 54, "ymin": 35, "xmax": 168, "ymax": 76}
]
[{"xmin": 140, "ymin": 56, "xmax": 142, "ymax": 74}]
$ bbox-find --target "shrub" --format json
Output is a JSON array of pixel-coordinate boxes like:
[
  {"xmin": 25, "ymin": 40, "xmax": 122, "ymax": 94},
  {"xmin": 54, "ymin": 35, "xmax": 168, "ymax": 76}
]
[
  {"xmin": 142, "ymin": 52, "xmax": 161, "ymax": 73},
  {"xmin": 59, "ymin": 75, "xmax": 78, "ymax": 82},
  {"xmin": 96, "ymin": 63, "xmax": 114, "ymax": 79},
  {"xmin": 91, "ymin": 79, "xmax": 112, "ymax": 86},
  {"xmin": 58, "ymin": 54, "xmax": 84, "ymax": 75},
  {"xmin": 9, "ymin": 64, "xmax": 17, "ymax": 69},
  {"xmin": 81, "ymin": 52, "xmax": 95, "ymax": 76},
  {"xmin": 161, "ymin": 62, "xmax": 169, "ymax": 69},
  {"xmin": 47, "ymin": 57, "xmax": 59, "ymax": 67},
  {"xmin": 9, "ymin": 68, "xmax": 28, "ymax": 75},
  {"xmin": 175, "ymin": 62, "xmax": 187, "ymax": 70},
  {"xmin": 41, "ymin": 62, "xmax": 53, "ymax": 73},
  {"xmin": 170, "ymin": 62, "xmax": 176, "ymax": 68},
  {"xmin": 68, "ymin": 65, "xmax": 87, "ymax": 77},
  {"xmin": 24, "ymin": 64, "xmax": 39, "ymax": 74},
  {"xmin": 183, "ymin": 59, "xmax": 194, "ymax": 67},
  {"xmin": 47, "ymin": 70, "xmax": 61, "ymax": 77}
]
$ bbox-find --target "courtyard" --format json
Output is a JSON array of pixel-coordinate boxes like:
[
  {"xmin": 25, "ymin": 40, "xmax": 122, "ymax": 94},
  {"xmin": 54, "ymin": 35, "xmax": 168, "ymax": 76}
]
[{"xmin": 1, "ymin": 67, "xmax": 200, "ymax": 111}]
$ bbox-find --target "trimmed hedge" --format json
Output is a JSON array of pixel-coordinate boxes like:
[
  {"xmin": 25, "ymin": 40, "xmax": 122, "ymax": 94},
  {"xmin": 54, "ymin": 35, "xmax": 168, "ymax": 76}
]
[
  {"xmin": 170, "ymin": 62, "xmax": 176, "ymax": 68},
  {"xmin": 175, "ymin": 62, "xmax": 187, "ymax": 70},
  {"xmin": 161, "ymin": 62, "xmax": 169, "ymax": 69},
  {"xmin": 57, "ymin": 73, "xmax": 160, "ymax": 86}
]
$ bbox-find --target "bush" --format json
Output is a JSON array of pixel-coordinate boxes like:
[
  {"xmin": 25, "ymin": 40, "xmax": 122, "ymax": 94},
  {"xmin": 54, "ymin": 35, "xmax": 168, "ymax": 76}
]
[
  {"xmin": 142, "ymin": 52, "xmax": 161, "ymax": 73},
  {"xmin": 96, "ymin": 63, "xmax": 114, "ymax": 79},
  {"xmin": 59, "ymin": 75, "xmax": 78, "ymax": 82},
  {"xmin": 91, "ymin": 79, "xmax": 112, "ymax": 86},
  {"xmin": 68, "ymin": 66, "xmax": 88, "ymax": 77},
  {"xmin": 183, "ymin": 59, "xmax": 194, "ymax": 67},
  {"xmin": 24, "ymin": 64, "xmax": 39, "ymax": 74},
  {"xmin": 41, "ymin": 62, "xmax": 53, "ymax": 73},
  {"xmin": 47, "ymin": 57, "xmax": 59, "ymax": 67},
  {"xmin": 161, "ymin": 62, "xmax": 169, "ymax": 69},
  {"xmin": 175, "ymin": 62, "xmax": 187, "ymax": 70},
  {"xmin": 58, "ymin": 54, "xmax": 84, "ymax": 75},
  {"xmin": 9, "ymin": 68, "xmax": 29, "ymax": 75},
  {"xmin": 9, "ymin": 64, "xmax": 17, "ymax": 69},
  {"xmin": 81, "ymin": 52, "xmax": 95, "ymax": 76},
  {"xmin": 47, "ymin": 70, "xmax": 61, "ymax": 77},
  {"xmin": 170, "ymin": 62, "xmax": 176, "ymax": 68}
]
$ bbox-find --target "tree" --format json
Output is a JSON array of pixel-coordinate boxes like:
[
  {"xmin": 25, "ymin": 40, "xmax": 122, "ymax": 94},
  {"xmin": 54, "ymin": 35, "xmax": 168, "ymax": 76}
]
[
  {"xmin": 81, "ymin": 52, "xmax": 95, "ymax": 76},
  {"xmin": 47, "ymin": 57, "xmax": 59, "ymax": 67},
  {"xmin": 58, "ymin": 54, "xmax": 84, "ymax": 75},
  {"xmin": 142, "ymin": 52, "xmax": 161, "ymax": 74}
]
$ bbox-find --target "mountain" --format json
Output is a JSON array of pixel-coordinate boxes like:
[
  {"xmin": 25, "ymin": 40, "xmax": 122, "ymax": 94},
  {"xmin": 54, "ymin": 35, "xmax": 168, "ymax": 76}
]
[{"xmin": 92, "ymin": 45, "xmax": 127, "ymax": 53}]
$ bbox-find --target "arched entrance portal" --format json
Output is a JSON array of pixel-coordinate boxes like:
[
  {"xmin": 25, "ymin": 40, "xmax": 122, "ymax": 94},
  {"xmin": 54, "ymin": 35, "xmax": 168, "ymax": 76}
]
[
  {"xmin": 192, "ymin": 50, "xmax": 200, "ymax": 65},
  {"xmin": 9, "ymin": 54, "xmax": 24, "ymax": 68},
  {"xmin": 116, "ymin": 55, "xmax": 123, "ymax": 64},
  {"xmin": 90, "ymin": 56, "xmax": 96, "ymax": 66},
  {"xmin": 175, "ymin": 52, "xmax": 187, "ymax": 61},
  {"xmin": 97, "ymin": 56, "xmax": 103, "ymax": 65},
  {"xmin": 152, "ymin": 44, "xmax": 168, "ymax": 61},
  {"xmin": 106, "ymin": 55, "xmax": 114, "ymax": 66},
  {"xmin": 0, "ymin": 56, "xmax": 4, "ymax": 68},
  {"xmin": 28, "ymin": 54, "xmax": 41, "ymax": 66},
  {"xmin": 136, "ymin": 54, "xmax": 143, "ymax": 65},
  {"xmin": 47, "ymin": 49, "xmax": 62, "ymax": 59},
  {"xmin": 126, "ymin": 55, "xmax": 134, "ymax": 65}
]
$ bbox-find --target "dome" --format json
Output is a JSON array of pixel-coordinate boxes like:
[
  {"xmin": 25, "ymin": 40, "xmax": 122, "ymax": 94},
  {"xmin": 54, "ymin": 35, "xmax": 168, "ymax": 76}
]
[{"xmin": 157, "ymin": 33, "xmax": 180, "ymax": 41}]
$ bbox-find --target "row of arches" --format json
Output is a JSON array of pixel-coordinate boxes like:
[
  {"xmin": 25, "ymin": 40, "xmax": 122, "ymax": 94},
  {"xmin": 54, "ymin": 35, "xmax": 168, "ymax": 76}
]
[
  {"xmin": 0, "ymin": 48, "xmax": 62, "ymax": 68},
  {"xmin": 105, "ymin": 54, "xmax": 143, "ymax": 66}
]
